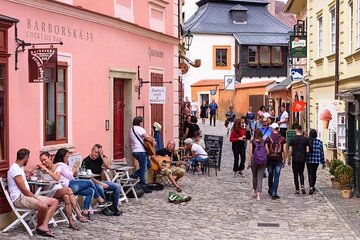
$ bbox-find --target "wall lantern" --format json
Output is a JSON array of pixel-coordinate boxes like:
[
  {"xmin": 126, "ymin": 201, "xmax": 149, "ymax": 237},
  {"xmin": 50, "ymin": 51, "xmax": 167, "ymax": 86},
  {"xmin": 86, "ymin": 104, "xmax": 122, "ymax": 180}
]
[{"xmin": 184, "ymin": 30, "xmax": 193, "ymax": 51}]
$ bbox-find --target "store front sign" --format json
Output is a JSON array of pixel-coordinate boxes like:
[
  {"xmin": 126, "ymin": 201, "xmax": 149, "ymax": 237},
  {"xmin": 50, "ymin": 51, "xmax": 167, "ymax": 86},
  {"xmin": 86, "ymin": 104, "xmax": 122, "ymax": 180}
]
[
  {"xmin": 290, "ymin": 35, "xmax": 307, "ymax": 58},
  {"xmin": 291, "ymin": 100, "xmax": 306, "ymax": 112},
  {"xmin": 28, "ymin": 48, "xmax": 57, "ymax": 83},
  {"xmin": 149, "ymin": 87, "xmax": 166, "ymax": 104}
]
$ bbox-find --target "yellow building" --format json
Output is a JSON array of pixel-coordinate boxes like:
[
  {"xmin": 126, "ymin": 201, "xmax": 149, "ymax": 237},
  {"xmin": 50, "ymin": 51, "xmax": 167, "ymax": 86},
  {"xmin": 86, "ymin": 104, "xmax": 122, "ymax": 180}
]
[{"xmin": 308, "ymin": 0, "xmax": 360, "ymax": 196}]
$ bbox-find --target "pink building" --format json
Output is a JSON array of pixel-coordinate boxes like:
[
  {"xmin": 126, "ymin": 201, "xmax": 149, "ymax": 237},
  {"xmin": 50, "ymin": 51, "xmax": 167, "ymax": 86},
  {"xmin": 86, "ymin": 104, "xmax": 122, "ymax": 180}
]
[{"xmin": 0, "ymin": 0, "xmax": 180, "ymax": 218}]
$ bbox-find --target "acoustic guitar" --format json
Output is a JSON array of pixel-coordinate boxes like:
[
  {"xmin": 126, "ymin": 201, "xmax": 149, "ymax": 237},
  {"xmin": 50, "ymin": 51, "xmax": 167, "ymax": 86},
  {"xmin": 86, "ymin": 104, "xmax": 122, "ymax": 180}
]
[
  {"xmin": 151, "ymin": 155, "xmax": 171, "ymax": 172},
  {"xmin": 144, "ymin": 139, "xmax": 156, "ymax": 156}
]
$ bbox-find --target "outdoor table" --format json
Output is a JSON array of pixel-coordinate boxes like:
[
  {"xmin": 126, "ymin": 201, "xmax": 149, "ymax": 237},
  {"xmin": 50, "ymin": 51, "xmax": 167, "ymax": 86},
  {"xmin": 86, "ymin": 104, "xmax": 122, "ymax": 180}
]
[
  {"xmin": 77, "ymin": 174, "xmax": 101, "ymax": 179},
  {"xmin": 27, "ymin": 180, "xmax": 56, "ymax": 195}
]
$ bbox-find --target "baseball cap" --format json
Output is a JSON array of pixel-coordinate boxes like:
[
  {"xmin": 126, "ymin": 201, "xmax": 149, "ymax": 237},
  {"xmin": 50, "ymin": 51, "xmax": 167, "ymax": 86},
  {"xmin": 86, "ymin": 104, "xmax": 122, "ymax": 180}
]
[
  {"xmin": 270, "ymin": 123, "xmax": 279, "ymax": 129},
  {"xmin": 263, "ymin": 113, "xmax": 271, "ymax": 119}
]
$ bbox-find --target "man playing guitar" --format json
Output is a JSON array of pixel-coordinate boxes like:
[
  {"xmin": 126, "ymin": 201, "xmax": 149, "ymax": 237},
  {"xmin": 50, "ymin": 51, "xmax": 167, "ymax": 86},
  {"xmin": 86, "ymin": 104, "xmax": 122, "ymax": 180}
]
[{"xmin": 154, "ymin": 140, "xmax": 185, "ymax": 192}]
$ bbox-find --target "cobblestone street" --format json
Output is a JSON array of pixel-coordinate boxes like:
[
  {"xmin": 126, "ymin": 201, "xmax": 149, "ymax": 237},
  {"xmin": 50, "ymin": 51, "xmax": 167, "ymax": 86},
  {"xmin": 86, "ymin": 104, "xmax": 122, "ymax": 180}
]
[{"xmin": 2, "ymin": 122, "xmax": 360, "ymax": 240}]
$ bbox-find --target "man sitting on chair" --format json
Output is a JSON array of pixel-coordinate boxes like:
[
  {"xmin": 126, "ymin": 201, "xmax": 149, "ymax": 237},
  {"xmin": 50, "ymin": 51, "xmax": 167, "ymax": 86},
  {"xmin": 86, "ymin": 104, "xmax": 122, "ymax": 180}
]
[
  {"xmin": 155, "ymin": 140, "xmax": 186, "ymax": 192},
  {"xmin": 183, "ymin": 138, "xmax": 209, "ymax": 173},
  {"xmin": 7, "ymin": 149, "xmax": 59, "ymax": 237}
]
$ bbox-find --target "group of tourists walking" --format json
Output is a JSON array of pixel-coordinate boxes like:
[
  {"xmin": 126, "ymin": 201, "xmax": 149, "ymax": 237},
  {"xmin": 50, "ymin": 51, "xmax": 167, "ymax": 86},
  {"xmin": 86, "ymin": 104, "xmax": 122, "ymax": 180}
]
[{"xmin": 229, "ymin": 106, "xmax": 325, "ymax": 201}]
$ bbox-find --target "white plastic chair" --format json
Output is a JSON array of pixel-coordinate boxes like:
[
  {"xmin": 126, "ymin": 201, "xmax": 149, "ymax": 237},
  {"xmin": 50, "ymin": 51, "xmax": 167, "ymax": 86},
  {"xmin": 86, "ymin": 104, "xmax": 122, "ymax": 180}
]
[{"xmin": 0, "ymin": 177, "xmax": 37, "ymax": 236}]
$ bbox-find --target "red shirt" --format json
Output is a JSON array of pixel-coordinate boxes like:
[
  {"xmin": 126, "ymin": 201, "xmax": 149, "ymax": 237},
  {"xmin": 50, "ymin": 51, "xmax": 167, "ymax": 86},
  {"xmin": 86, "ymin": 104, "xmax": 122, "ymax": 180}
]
[{"xmin": 230, "ymin": 128, "xmax": 246, "ymax": 142}]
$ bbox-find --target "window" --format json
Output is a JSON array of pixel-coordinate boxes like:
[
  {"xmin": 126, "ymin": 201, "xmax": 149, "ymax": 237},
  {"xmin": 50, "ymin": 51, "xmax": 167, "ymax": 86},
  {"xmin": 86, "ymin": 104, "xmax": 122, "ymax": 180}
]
[
  {"xmin": 213, "ymin": 46, "xmax": 231, "ymax": 69},
  {"xmin": 260, "ymin": 46, "xmax": 270, "ymax": 65},
  {"xmin": 271, "ymin": 47, "xmax": 282, "ymax": 65},
  {"xmin": 350, "ymin": 1, "xmax": 354, "ymax": 53},
  {"xmin": 0, "ymin": 64, "xmax": 5, "ymax": 160},
  {"xmin": 248, "ymin": 46, "xmax": 258, "ymax": 65},
  {"xmin": 44, "ymin": 64, "xmax": 67, "ymax": 144},
  {"xmin": 235, "ymin": 45, "xmax": 240, "ymax": 64},
  {"xmin": 318, "ymin": 16, "xmax": 323, "ymax": 57},
  {"xmin": 232, "ymin": 11, "xmax": 247, "ymax": 23},
  {"xmin": 330, "ymin": 9, "xmax": 336, "ymax": 54},
  {"xmin": 115, "ymin": 0, "xmax": 134, "ymax": 23}
]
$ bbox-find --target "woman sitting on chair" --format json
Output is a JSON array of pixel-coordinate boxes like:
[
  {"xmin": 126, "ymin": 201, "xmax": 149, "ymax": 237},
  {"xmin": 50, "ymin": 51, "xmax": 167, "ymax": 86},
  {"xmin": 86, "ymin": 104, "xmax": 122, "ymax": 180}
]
[
  {"xmin": 53, "ymin": 148, "xmax": 111, "ymax": 220},
  {"xmin": 38, "ymin": 152, "xmax": 89, "ymax": 230}
]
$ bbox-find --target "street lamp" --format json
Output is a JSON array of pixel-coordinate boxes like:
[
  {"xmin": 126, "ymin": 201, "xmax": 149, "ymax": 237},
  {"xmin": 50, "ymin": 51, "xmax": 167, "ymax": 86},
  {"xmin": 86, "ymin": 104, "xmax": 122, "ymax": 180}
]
[{"xmin": 184, "ymin": 30, "xmax": 193, "ymax": 50}]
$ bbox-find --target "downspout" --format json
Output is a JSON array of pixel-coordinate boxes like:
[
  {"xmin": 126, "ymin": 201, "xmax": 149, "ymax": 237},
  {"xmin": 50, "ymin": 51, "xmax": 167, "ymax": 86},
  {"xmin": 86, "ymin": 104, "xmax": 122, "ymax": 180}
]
[{"xmin": 335, "ymin": 0, "xmax": 340, "ymax": 99}]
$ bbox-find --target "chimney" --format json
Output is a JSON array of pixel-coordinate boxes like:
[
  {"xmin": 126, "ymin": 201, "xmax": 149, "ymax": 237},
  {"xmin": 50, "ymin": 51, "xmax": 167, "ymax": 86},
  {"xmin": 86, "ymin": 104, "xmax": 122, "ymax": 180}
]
[{"xmin": 267, "ymin": 0, "xmax": 276, "ymax": 16}]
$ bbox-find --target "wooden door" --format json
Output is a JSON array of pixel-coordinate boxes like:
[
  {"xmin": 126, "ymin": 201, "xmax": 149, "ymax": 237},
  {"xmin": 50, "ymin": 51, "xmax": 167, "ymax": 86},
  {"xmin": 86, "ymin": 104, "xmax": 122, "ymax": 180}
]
[
  {"xmin": 113, "ymin": 79, "xmax": 124, "ymax": 159},
  {"xmin": 151, "ymin": 73, "xmax": 163, "ymax": 137},
  {"xmin": 249, "ymin": 95, "xmax": 264, "ymax": 114}
]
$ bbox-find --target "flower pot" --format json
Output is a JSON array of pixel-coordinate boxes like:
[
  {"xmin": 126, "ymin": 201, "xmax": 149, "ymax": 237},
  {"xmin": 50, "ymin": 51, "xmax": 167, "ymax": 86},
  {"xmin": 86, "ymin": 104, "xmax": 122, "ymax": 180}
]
[
  {"xmin": 331, "ymin": 180, "xmax": 340, "ymax": 189},
  {"xmin": 340, "ymin": 189, "xmax": 353, "ymax": 199}
]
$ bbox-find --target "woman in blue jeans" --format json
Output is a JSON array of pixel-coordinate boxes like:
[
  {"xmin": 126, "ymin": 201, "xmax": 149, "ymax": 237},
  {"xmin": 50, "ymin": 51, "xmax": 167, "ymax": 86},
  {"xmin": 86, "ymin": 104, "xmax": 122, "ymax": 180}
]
[{"xmin": 53, "ymin": 148, "xmax": 110, "ymax": 220}]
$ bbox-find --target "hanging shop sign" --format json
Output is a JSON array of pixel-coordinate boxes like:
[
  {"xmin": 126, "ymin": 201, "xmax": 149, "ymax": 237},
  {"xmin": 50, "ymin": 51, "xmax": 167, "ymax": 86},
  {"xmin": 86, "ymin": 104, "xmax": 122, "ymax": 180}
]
[
  {"xmin": 224, "ymin": 75, "xmax": 235, "ymax": 91},
  {"xmin": 210, "ymin": 89, "xmax": 216, "ymax": 95},
  {"xmin": 149, "ymin": 86, "xmax": 166, "ymax": 104},
  {"xmin": 289, "ymin": 35, "xmax": 307, "ymax": 58},
  {"xmin": 28, "ymin": 48, "xmax": 58, "ymax": 83},
  {"xmin": 291, "ymin": 100, "xmax": 306, "ymax": 112}
]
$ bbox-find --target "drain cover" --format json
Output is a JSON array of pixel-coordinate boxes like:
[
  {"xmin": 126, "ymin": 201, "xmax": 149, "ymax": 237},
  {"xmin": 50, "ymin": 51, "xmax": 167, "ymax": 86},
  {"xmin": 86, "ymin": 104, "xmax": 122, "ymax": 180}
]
[{"xmin": 257, "ymin": 223, "xmax": 280, "ymax": 227}]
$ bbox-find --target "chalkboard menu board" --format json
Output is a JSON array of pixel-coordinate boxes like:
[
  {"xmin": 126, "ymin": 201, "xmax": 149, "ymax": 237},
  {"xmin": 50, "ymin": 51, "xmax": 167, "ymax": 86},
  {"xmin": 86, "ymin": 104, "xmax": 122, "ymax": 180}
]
[
  {"xmin": 286, "ymin": 130, "xmax": 296, "ymax": 147},
  {"xmin": 204, "ymin": 135, "xmax": 224, "ymax": 170}
]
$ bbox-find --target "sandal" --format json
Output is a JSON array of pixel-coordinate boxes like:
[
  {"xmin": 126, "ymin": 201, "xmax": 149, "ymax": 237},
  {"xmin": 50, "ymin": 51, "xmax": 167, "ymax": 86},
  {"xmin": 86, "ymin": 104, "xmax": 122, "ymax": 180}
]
[
  {"xmin": 69, "ymin": 223, "xmax": 80, "ymax": 231},
  {"xmin": 76, "ymin": 215, "xmax": 90, "ymax": 223},
  {"xmin": 176, "ymin": 187, "xmax": 182, "ymax": 192},
  {"xmin": 36, "ymin": 228, "xmax": 55, "ymax": 237}
]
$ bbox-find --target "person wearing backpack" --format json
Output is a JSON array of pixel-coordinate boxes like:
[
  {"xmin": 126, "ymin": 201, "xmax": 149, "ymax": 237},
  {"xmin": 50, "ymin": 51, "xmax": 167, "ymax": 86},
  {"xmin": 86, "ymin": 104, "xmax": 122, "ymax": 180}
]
[
  {"xmin": 247, "ymin": 128, "xmax": 268, "ymax": 201},
  {"xmin": 288, "ymin": 125, "xmax": 310, "ymax": 194},
  {"xmin": 265, "ymin": 123, "xmax": 287, "ymax": 200}
]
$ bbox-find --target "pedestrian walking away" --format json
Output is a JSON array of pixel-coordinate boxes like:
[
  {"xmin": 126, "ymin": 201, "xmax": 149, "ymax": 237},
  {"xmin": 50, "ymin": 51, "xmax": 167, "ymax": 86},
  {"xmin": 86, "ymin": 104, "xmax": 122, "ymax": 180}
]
[
  {"xmin": 225, "ymin": 106, "xmax": 236, "ymax": 135},
  {"xmin": 288, "ymin": 125, "xmax": 309, "ymax": 194},
  {"xmin": 230, "ymin": 119, "xmax": 247, "ymax": 177},
  {"xmin": 208, "ymin": 98, "xmax": 218, "ymax": 126},
  {"xmin": 265, "ymin": 123, "xmax": 287, "ymax": 200},
  {"xmin": 306, "ymin": 129, "xmax": 325, "ymax": 195},
  {"xmin": 247, "ymin": 129, "xmax": 268, "ymax": 201}
]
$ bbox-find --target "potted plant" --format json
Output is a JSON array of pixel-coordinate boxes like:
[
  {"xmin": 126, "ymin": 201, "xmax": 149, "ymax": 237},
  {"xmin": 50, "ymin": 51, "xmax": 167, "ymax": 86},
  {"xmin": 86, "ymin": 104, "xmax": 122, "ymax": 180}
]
[
  {"xmin": 329, "ymin": 159, "xmax": 343, "ymax": 189},
  {"xmin": 335, "ymin": 164, "xmax": 354, "ymax": 199}
]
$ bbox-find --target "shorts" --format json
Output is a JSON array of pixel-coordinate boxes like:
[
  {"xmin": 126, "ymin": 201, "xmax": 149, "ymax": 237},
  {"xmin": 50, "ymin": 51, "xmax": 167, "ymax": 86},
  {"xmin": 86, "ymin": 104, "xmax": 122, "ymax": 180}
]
[
  {"xmin": 159, "ymin": 167, "xmax": 186, "ymax": 177},
  {"xmin": 13, "ymin": 195, "xmax": 52, "ymax": 209}
]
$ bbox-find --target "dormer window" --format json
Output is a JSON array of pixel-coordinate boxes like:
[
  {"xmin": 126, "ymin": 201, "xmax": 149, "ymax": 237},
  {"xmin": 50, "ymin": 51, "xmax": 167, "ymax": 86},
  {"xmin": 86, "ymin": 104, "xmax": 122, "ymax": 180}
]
[{"xmin": 229, "ymin": 4, "xmax": 248, "ymax": 24}]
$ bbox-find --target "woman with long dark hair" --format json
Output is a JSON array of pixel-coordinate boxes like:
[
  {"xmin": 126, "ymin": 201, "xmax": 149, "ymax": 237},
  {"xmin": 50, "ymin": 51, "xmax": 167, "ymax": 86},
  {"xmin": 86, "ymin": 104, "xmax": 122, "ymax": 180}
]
[
  {"xmin": 306, "ymin": 129, "xmax": 325, "ymax": 194},
  {"xmin": 247, "ymin": 128, "xmax": 268, "ymax": 201},
  {"xmin": 53, "ymin": 148, "xmax": 111, "ymax": 219},
  {"xmin": 230, "ymin": 118, "xmax": 247, "ymax": 177}
]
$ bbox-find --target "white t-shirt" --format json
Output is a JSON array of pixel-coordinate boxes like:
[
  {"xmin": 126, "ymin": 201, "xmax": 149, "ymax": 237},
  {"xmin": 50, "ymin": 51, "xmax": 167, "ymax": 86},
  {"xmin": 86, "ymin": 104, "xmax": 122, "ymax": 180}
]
[
  {"xmin": 190, "ymin": 101, "xmax": 198, "ymax": 111},
  {"xmin": 279, "ymin": 111, "xmax": 289, "ymax": 128},
  {"xmin": 191, "ymin": 143, "xmax": 208, "ymax": 159},
  {"xmin": 7, "ymin": 163, "xmax": 30, "ymax": 202},
  {"xmin": 39, "ymin": 165, "xmax": 63, "ymax": 196},
  {"xmin": 130, "ymin": 126, "xmax": 146, "ymax": 152}
]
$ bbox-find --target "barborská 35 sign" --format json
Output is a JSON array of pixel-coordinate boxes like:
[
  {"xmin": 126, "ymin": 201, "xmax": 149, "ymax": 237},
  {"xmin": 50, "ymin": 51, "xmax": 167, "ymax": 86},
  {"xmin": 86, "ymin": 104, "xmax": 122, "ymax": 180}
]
[
  {"xmin": 290, "ymin": 35, "xmax": 307, "ymax": 58},
  {"xmin": 28, "ymin": 48, "xmax": 58, "ymax": 83},
  {"xmin": 149, "ymin": 87, "xmax": 166, "ymax": 104}
]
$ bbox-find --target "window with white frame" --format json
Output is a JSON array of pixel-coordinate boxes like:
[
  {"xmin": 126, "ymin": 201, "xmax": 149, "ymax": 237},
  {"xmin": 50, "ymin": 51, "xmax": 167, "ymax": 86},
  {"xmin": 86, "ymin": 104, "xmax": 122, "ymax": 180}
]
[
  {"xmin": 318, "ymin": 16, "xmax": 323, "ymax": 57},
  {"xmin": 330, "ymin": 9, "xmax": 336, "ymax": 54},
  {"xmin": 115, "ymin": 0, "xmax": 134, "ymax": 23},
  {"xmin": 149, "ymin": 1, "xmax": 166, "ymax": 33},
  {"xmin": 350, "ymin": 1, "xmax": 354, "ymax": 53}
]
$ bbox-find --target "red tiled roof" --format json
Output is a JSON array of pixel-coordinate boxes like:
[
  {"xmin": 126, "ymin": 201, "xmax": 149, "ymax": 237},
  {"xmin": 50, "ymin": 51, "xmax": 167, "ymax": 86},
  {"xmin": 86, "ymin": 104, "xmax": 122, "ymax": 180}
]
[
  {"xmin": 191, "ymin": 79, "xmax": 223, "ymax": 87},
  {"xmin": 275, "ymin": 1, "xmax": 297, "ymax": 28}
]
